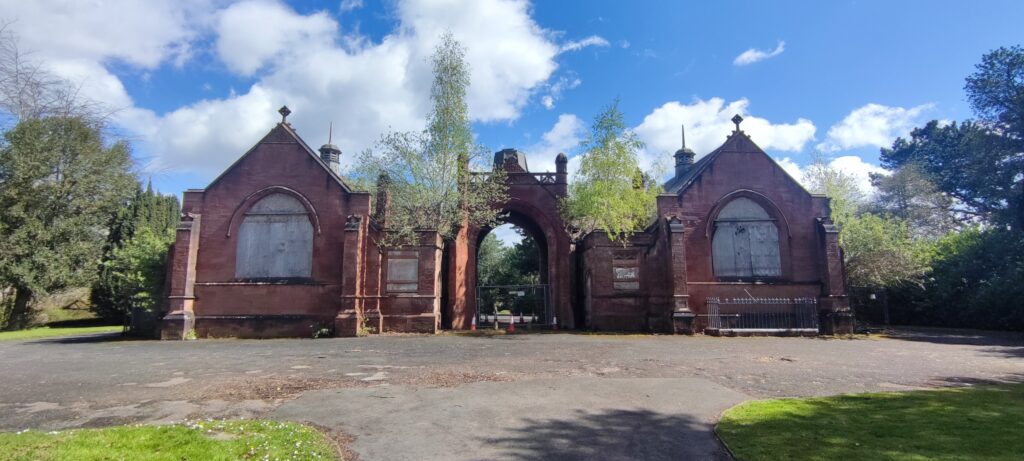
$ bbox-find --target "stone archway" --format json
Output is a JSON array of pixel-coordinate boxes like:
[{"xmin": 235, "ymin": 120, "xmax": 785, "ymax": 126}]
[{"xmin": 445, "ymin": 150, "xmax": 575, "ymax": 330}]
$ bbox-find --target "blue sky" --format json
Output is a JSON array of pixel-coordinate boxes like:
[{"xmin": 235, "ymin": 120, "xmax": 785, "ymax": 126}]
[{"xmin": 3, "ymin": 0, "xmax": 1022, "ymax": 246}]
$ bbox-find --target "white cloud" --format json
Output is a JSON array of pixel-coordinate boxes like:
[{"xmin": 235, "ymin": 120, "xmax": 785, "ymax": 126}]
[
  {"xmin": 340, "ymin": 0, "xmax": 364, "ymax": 12},
  {"xmin": 733, "ymin": 40, "xmax": 785, "ymax": 66},
  {"xmin": 634, "ymin": 97, "xmax": 816, "ymax": 162},
  {"xmin": 774, "ymin": 155, "xmax": 887, "ymax": 196},
  {"xmin": 619, "ymin": 40, "xmax": 630, "ymax": 49},
  {"xmin": 215, "ymin": 0, "xmax": 338, "ymax": 76},
  {"xmin": 540, "ymin": 75, "xmax": 581, "ymax": 110},
  {"xmin": 818, "ymin": 103, "xmax": 933, "ymax": 152},
  {"xmin": 0, "ymin": 0, "xmax": 209, "ymax": 69},
  {"xmin": 829, "ymin": 155, "xmax": 887, "ymax": 194},
  {"xmin": 0, "ymin": 0, "xmax": 214, "ymax": 117},
  {"xmin": 559, "ymin": 35, "xmax": 609, "ymax": 53},
  {"xmin": 775, "ymin": 157, "xmax": 806, "ymax": 184},
  {"xmin": 525, "ymin": 113, "xmax": 585, "ymax": 176},
  {"xmin": 4, "ymin": 0, "xmax": 566, "ymax": 177}
]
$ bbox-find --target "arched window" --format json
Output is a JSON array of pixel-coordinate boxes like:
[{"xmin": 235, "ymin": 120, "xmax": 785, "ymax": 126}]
[
  {"xmin": 235, "ymin": 193, "xmax": 313, "ymax": 279},
  {"xmin": 712, "ymin": 197, "xmax": 781, "ymax": 278}
]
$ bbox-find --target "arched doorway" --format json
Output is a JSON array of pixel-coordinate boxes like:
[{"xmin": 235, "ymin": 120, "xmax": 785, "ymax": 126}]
[
  {"xmin": 444, "ymin": 149, "xmax": 576, "ymax": 330},
  {"xmin": 474, "ymin": 216, "xmax": 549, "ymax": 328}
]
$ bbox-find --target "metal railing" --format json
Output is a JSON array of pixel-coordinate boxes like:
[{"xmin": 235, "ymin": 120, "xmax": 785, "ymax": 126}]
[
  {"xmin": 476, "ymin": 284, "xmax": 550, "ymax": 328},
  {"xmin": 706, "ymin": 297, "xmax": 819, "ymax": 333}
]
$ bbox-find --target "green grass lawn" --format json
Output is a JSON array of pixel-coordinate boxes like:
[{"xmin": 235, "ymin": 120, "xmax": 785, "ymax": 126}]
[
  {"xmin": 0, "ymin": 420, "xmax": 340, "ymax": 461},
  {"xmin": 0, "ymin": 325, "xmax": 122, "ymax": 341},
  {"xmin": 717, "ymin": 384, "xmax": 1024, "ymax": 461}
]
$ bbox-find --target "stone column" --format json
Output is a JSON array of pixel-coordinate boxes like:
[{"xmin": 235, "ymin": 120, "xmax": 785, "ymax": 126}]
[
  {"xmin": 447, "ymin": 223, "xmax": 472, "ymax": 329},
  {"xmin": 418, "ymin": 231, "xmax": 444, "ymax": 333},
  {"xmin": 817, "ymin": 218, "xmax": 853, "ymax": 334},
  {"xmin": 161, "ymin": 213, "xmax": 201, "ymax": 340},
  {"xmin": 667, "ymin": 216, "xmax": 695, "ymax": 334},
  {"xmin": 336, "ymin": 215, "xmax": 368, "ymax": 336}
]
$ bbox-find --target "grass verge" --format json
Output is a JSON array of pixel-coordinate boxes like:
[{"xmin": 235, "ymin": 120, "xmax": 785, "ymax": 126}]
[
  {"xmin": 0, "ymin": 420, "xmax": 340, "ymax": 461},
  {"xmin": 716, "ymin": 384, "xmax": 1024, "ymax": 460},
  {"xmin": 0, "ymin": 326, "xmax": 122, "ymax": 342},
  {"xmin": 0, "ymin": 323, "xmax": 121, "ymax": 342}
]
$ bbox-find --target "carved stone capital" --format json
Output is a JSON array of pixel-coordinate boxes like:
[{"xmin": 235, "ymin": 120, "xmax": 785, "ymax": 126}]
[{"xmin": 345, "ymin": 214, "xmax": 363, "ymax": 231}]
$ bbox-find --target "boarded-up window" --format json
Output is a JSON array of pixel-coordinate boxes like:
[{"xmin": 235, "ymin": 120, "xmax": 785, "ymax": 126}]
[
  {"xmin": 386, "ymin": 250, "xmax": 419, "ymax": 293},
  {"xmin": 235, "ymin": 193, "xmax": 313, "ymax": 279},
  {"xmin": 612, "ymin": 252, "xmax": 640, "ymax": 290},
  {"xmin": 712, "ymin": 197, "xmax": 781, "ymax": 278}
]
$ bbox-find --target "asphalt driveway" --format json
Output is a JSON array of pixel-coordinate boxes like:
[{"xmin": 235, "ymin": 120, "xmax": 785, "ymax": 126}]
[{"xmin": 1, "ymin": 329, "xmax": 1022, "ymax": 460}]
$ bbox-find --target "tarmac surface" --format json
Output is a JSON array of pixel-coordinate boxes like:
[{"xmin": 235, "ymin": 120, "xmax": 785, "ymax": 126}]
[{"xmin": 2, "ymin": 329, "xmax": 1022, "ymax": 460}]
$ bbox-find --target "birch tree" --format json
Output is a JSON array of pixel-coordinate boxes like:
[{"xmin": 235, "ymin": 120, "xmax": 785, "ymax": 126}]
[{"xmin": 355, "ymin": 32, "xmax": 506, "ymax": 247}]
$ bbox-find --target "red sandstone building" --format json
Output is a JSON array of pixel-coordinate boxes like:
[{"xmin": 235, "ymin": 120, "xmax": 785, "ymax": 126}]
[{"xmin": 162, "ymin": 110, "xmax": 851, "ymax": 339}]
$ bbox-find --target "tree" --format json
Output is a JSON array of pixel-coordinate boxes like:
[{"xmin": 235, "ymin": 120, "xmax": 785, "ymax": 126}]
[
  {"xmin": 881, "ymin": 46, "xmax": 1024, "ymax": 230},
  {"xmin": 90, "ymin": 181, "xmax": 179, "ymax": 321},
  {"xmin": 880, "ymin": 120, "xmax": 1016, "ymax": 226},
  {"xmin": 354, "ymin": 32, "xmax": 506, "ymax": 247},
  {"xmin": 805, "ymin": 159, "xmax": 931, "ymax": 290},
  {"xmin": 841, "ymin": 214, "xmax": 932, "ymax": 290},
  {"xmin": 0, "ymin": 24, "xmax": 105, "ymax": 125},
  {"xmin": 476, "ymin": 233, "xmax": 508, "ymax": 287},
  {"xmin": 869, "ymin": 163, "xmax": 957, "ymax": 238},
  {"xmin": 963, "ymin": 45, "xmax": 1024, "ymax": 229},
  {"xmin": 477, "ymin": 229, "xmax": 541, "ymax": 287},
  {"xmin": 561, "ymin": 101, "xmax": 661, "ymax": 241},
  {"xmin": 965, "ymin": 45, "xmax": 1024, "ymax": 144},
  {"xmin": 0, "ymin": 117, "xmax": 135, "ymax": 329},
  {"xmin": 95, "ymin": 228, "xmax": 172, "ymax": 318},
  {"xmin": 802, "ymin": 155, "xmax": 863, "ymax": 229}
]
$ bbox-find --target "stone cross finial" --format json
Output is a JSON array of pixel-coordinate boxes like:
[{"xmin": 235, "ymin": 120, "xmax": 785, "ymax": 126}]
[
  {"xmin": 279, "ymin": 105, "xmax": 291, "ymax": 123},
  {"xmin": 731, "ymin": 114, "xmax": 743, "ymax": 131}
]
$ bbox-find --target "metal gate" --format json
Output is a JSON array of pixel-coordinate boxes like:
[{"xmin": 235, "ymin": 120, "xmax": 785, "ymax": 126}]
[
  {"xmin": 705, "ymin": 297, "xmax": 819, "ymax": 333},
  {"xmin": 475, "ymin": 284, "xmax": 550, "ymax": 329}
]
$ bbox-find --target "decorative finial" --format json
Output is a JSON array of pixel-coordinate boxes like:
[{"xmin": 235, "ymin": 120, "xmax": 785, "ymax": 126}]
[
  {"xmin": 328, "ymin": 121, "xmax": 333, "ymax": 144},
  {"xmin": 681, "ymin": 125, "xmax": 687, "ymax": 148},
  {"xmin": 731, "ymin": 114, "xmax": 743, "ymax": 132},
  {"xmin": 278, "ymin": 105, "xmax": 291, "ymax": 123}
]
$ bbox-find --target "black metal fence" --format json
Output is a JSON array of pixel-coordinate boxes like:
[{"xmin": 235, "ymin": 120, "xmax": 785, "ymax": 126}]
[
  {"xmin": 705, "ymin": 297, "xmax": 819, "ymax": 333},
  {"xmin": 476, "ymin": 284, "xmax": 549, "ymax": 328}
]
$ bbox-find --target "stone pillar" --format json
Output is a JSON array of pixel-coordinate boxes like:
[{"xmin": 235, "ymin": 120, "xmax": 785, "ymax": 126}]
[
  {"xmin": 419, "ymin": 231, "xmax": 444, "ymax": 333},
  {"xmin": 336, "ymin": 215, "xmax": 368, "ymax": 336},
  {"xmin": 161, "ymin": 213, "xmax": 201, "ymax": 340},
  {"xmin": 554, "ymin": 152, "xmax": 568, "ymax": 195},
  {"xmin": 447, "ymin": 223, "xmax": 472, "ymax": 329},
  {"xmin": 667, "ymin": 216, "xmax": 695, "ymax": 334},
  {"xmin": 817, "ymin": 218, "xmax": 853, "ymax": 335}
]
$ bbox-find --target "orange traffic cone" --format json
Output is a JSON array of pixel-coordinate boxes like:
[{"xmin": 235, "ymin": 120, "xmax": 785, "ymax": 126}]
[
  {"xmin": 471, "ymin": 315, "xmax": 477, "ymax": 331},
  {"xmin": 507, "ymin": 316, "xmax": 516, "ymax": 333}
]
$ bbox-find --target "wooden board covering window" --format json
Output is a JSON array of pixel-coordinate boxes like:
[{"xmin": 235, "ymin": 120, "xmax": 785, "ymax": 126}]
[
  {"xmin": 235, "ymin": 193, "xmax": 313, "ymax": 279},
  {"xmin": 612, "ymin": 251, "xmax": 639, "ymax": 290},
  {"xmin": 386, "ymin": 250, "xmax": 419, "ymax": 293},
  {"xmin": 712, "ymin": 197, "xmax": 781, "ymax": 278}
]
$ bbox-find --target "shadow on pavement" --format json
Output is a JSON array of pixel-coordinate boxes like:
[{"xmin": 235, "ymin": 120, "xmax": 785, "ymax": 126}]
[
  {"xmin": 880, "ymin": 327, "xmax": 1024, "ymax": 358},
  {"xmin": 28, "ymin": 332, "xmax": 140, "ymax": 345},
  {"xmin": 477, "ymin": 409, "xmax": 728, "ymax": 461},
  {"xmin": 931, "ymin": 373, "xmax": 1024, "ymax": 387}
]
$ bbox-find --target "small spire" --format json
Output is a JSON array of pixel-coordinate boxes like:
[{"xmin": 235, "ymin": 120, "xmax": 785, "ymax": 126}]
[
  {"xmin": 731, "ymin": 114, "xmax": 744, "ymax": 132},
  {"xmin": 328, "ymin": 121, "xmax": 333, "ymax": 144},
  {"xmin": 673, "ymin": 124, "xmax": 696, "ymax": 177},
  {"xmin": 278, "ymin": 105, "xmax": 291, "ymax": 123}
]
